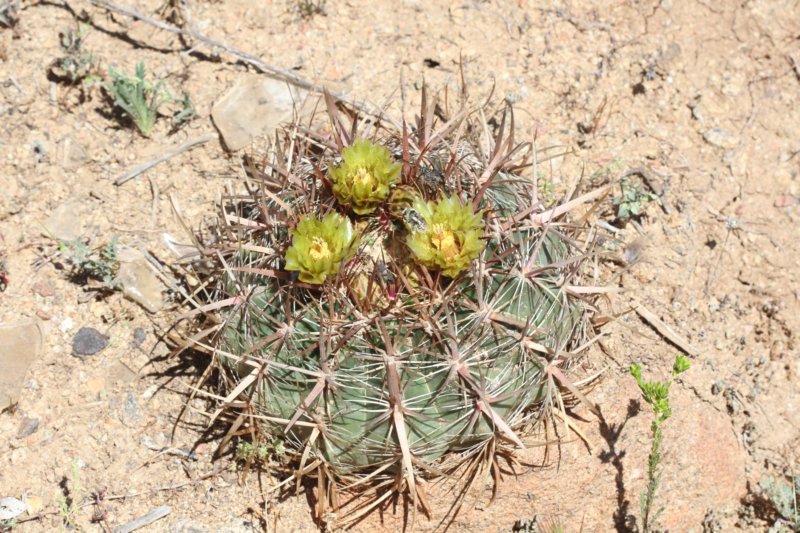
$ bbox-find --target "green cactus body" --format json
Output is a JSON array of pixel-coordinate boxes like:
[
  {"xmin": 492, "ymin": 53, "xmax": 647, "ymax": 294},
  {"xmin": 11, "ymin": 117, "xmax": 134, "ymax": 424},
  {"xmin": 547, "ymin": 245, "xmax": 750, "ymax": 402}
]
[{"xmin": 204, "ymin": 98, "xmax": 593, "ymax": 522}]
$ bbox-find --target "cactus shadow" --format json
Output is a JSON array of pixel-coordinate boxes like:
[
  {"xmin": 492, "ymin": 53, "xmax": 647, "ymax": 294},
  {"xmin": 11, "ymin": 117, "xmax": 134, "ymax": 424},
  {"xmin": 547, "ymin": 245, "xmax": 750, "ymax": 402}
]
[{"xmin": 598, "ymin": 398, "xmax": 641, "ymax": 533}]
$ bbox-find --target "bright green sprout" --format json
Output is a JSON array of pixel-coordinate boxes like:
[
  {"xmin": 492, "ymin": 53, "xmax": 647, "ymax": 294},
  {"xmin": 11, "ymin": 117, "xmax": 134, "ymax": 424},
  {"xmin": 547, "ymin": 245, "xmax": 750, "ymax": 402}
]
[
  {"xmin": 329, "ymin": 138, "xmax": 401, "ymax": 215},
  {"xmin": 406, "ymin": 195, "xmax": 485, "ymax": 277},
  {"xmin": 284, "ymin": 212, "xmax": 357, "ymax": 284},
  {"xmin": 106, "ymin": 62, "xmax": 172, "ymax": 137}
]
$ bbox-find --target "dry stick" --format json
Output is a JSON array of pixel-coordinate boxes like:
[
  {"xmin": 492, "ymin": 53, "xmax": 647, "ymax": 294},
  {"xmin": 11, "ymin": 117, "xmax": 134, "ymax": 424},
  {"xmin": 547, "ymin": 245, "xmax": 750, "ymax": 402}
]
[
  {"xmin": 113, "ymin": 133, "xmax": 214, "ymax": 185},
  {"xmin": 112, "ymin": 505, "xmax": 171, "ymax": 533},
  {"xmin": 88, "ymin": 0, "xmax": 399, "ymax": 127},
  {"xmin": 634, "ymin": 302, "xmax": 700, "ymax": 357}
]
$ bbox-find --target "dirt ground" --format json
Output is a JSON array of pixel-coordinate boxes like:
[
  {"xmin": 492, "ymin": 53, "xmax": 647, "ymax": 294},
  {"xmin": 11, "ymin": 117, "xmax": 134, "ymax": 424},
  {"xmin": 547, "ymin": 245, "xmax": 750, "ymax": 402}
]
[{"xmin": 1, "ymin": 0, "xmax": 799, "ymax": 531}]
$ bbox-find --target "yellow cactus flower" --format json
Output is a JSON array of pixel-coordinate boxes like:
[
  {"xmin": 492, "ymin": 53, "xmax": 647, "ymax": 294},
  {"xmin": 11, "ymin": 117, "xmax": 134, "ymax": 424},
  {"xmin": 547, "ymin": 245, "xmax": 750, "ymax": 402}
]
[
  {"xmin": 329, "ymin": 139, "xmax": 401, "ymax": 215},
  {"xmin": 405, "ymin": 196, "xmax": 485, "ymax": 277},
  {"xmin": 284, "ymin": 213, "xmax": 357, "ymax": 284}
]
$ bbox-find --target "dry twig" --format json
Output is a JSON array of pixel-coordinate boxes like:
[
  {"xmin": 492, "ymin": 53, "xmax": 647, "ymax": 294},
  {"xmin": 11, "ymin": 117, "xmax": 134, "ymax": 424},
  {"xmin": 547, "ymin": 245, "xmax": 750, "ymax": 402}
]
[{"xmin": 113, "ymin": 133, "xmax": 214, "ymax": 185}]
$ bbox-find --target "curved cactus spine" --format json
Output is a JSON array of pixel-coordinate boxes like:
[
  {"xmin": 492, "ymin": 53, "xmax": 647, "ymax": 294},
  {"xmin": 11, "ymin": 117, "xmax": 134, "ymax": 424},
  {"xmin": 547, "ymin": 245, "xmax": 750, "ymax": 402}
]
[{"xmin": 192, "ymin": 89, "xmax": 598, "ymax": 527}]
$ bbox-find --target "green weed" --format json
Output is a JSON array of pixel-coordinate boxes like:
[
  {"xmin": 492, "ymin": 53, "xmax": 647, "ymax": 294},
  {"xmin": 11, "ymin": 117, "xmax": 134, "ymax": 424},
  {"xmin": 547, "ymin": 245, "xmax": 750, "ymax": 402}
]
[
  {"xmin": 50, "ymin": 23, "xmax": 102, "ymax": 88},
  {"xmin": 630, "ymin": 355, "xmax": 690, "ymax": 533},
  {"xmin": 56, "ymin": 457, "xmax": 83, "ymax": 531},
  {"xmin": 613, "ymin": 176, "xmax": 660, "ymax": 221},
  {"xmin": 58, "ymin": 237, "xmax": 119, "ymax": 289},
  {"xmin": 760, "ymin": 474, "xmax": 799, "ymax": 532},
  {"xmin": 106, "ymin": 62, "xmax": 172, "ymax": 137},
  {"xmin": 235, "ymin": 439, "xmax": 285, "ymax": 464}
]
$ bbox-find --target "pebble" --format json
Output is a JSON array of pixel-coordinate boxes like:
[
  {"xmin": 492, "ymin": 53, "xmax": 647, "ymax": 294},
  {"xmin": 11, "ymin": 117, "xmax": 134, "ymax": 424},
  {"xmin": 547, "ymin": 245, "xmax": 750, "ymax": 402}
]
[
  {"xmin": 123, "ymin": 392, "xmax": 143, "ymax": 423},
  {"xmin": 0, "ymin": 497, "xmax": 26, "ymax": 521},
  {"xmin": 72, "ymin": 327, "xmax": 109, "ymax": 357},
  {"xmin": 42, "ymin": 199, "xmax": 84, "ymax": 241},
  {"xmin": 16, "ymin": 416, "xmax": 39, "ymax": 439},
  {"xmin": 31, "ymin": 280, "xmax": 55, "ymax": 297},
  {"xmin": 702, "ymin": 127, "xmax": 738, "ymax": 149},
  {"xmin": 133, "ymin": 327, "xmax": 146, "ymax": 346},
  {"xmin": 0, "ymin": 320, "xmax": 44, "ymax": 410},
  {"xmin": 115, "ymin": 247, "xmax": 164, "ymax": 314}
]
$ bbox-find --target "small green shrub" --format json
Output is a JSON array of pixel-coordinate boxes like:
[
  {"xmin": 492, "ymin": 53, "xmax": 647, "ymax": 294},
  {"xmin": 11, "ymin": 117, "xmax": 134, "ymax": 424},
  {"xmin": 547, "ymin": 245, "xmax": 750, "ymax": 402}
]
[
  {"xmin": 613, "ymin": 176, "xmax": 660, "ymax": 221},
  {"xmin": 106, "ymin": 62, "xmax": 172, "ymax": 137},
  {"xmin": 235, "ymin": 439, "xmax": 285, "ymax": 464},
  {"xmin": 760, "ymin": 475, "xmax": 799, "ymax": 532},
  {"xmin": 630, "ymin": 355, "xmax": 690, "ymax": 533},
  {"xmin": 50, "ymin": 23, "xmax": 102, "ymax": 88},
  {"xmin": 58, "ymin": 237, "xmax": 119, "ymax": 288}
]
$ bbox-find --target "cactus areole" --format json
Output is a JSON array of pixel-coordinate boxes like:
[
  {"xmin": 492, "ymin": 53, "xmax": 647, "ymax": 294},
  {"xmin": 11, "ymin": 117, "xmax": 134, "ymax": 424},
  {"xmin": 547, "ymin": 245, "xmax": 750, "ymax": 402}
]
[{"xmin": 205, "ymin": 96, "xmax": 594, "ymax": 521}]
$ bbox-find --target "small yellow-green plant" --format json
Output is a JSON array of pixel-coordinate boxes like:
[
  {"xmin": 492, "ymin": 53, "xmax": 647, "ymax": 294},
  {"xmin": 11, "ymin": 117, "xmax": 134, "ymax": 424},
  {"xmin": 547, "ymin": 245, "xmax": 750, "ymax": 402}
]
[
  {"xmin": 630, "ymin": 355, "xmax": 690, "ymax": 533},
  {"xmin": 329, "ymin": 139, "xmax": 401, "ymax": 215},
  {"xmin": 106, "ymin": 62, "xmax": 172, "ymax": 137}
]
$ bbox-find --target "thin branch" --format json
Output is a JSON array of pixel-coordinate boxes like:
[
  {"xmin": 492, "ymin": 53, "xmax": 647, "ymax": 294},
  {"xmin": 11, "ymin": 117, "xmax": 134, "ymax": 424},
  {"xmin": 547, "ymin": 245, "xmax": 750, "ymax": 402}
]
[{"xmin": 113, "ymin": 133, "xmax": 214, "ymax": 185}]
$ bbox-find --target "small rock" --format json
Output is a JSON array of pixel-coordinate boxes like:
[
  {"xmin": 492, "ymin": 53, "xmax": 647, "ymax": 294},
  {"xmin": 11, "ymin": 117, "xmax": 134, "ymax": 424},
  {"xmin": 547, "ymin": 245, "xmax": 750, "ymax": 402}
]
[
  {"xmin": 72, "ymin": 327, "xmax": 108, "ymax": 357},
  {"xmin": 0, "ymin": 496, "xmax": 26, "ymax": 521},
  {"xmin": 211, "ymin": 76, "xmax": 307, "ymax": 151},
  {"xmin": 702, "ymin": 127, "xmax": 738, "ymax": 149},
  {"xmin": 132, "ymin": 327, "xmax": 146, "ymax": 347},
  {"xmin": 0, "ymin": 320, "xmax": 44, "ymax": 411},
  {"xmin": 57, "ymin": 136, "xmax": 88, "ymax": 169},
  {"xmin": 25, "ymin": 495, "xmax": 44, "ymax": 515},
  {"xmin": 59, "ymin": 317, "xmax": 74, "ymax": 333},
  {"xmin": 36, "ymin": 310, "xmax": 52, "ymax": 321},
  {"xmin": 122, "ymin": 392, "xmax": 143, "ymax": 423},
  {"xmin": 115, "ymin": 248, "xmax": 164, "ymax": 314},
  {"xmin": 32, "ymin": 280, "xmax": 55, "ymax": 298},
  {"xmin": 42, "ymin": 199, "xmax": 84, "ymax": 242},
  {"xmin": 16, "ymin": 416, "xmax": 39, "ymax": 438}
]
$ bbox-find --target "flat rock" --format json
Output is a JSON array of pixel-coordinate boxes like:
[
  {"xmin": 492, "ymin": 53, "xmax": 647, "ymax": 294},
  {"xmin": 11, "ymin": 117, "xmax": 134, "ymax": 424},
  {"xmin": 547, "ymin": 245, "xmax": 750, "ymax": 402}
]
[
  {"xmin": 42, "ymin": 199, "xmax": 84, "ymax": 242},
  {"xmin": 15, "ymin": 416, "xmax": 39, "ymax": 438},
  {"xmin": 0, "ymin": 320, "xmax": 44, "ymax": 411},
  {"xmin": 703, "ymin": 127, "xmax": 738, "ymax": 149},
  {"xmin": 0, "ymin": 497, "xmax": 26, "ymax": 521},
  {"xmin": 72, "ymin": 327, "xmax": 108, "ymax": 357},
  {"xmin": 57, "ymin": 136, "xmax": 89, "ymax": 169},
  {"xmin": 115, "ymin": 247, "xmax": 164, "ymax": 314},
  {"xmin": 211, "ymin": 76, "xmax": 306, "ymax": 151}
]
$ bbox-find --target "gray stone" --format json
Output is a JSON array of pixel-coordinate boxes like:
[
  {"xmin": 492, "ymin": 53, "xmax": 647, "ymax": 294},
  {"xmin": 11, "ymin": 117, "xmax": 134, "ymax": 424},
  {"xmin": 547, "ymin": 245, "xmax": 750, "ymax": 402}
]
[
  {"xmin": 132, "ymin": 327, "xmax": 146, "ymax": 346},
  {"xmin": 703, "ymin": 127, "xmax": 738, "ymax": 149},
  {"xmin": 122, "ymin": 392, "xmax": 143, "ymax": 423},
  {"xmin": 0, "ymin": 320, "xmax": 43, "ymax": 411},
  {"xmin": 115, "ymin": 247, "xmax": 164, "ymax": 314},
  {"xmin": 72, "ymin": 327, "xmax": 108, "ymax": 357},
  {"xmin": 16, "ymin": 416, "xmax": 39, "ymax": 438},
  {"xmin": 211, "ymin": 76, "xmax": 307, "ymax": 151}
]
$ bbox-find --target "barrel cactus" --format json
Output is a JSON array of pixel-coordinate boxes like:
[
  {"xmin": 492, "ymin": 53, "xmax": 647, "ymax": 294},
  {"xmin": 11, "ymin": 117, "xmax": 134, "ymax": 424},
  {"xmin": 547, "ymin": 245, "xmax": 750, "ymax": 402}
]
[{"xmin": 197, "ymin": 90, "xmax": 597, "ymax": 526}]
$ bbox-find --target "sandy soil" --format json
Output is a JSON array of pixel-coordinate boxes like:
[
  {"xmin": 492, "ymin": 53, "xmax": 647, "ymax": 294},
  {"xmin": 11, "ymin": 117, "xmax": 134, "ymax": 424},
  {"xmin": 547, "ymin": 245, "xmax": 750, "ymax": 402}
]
[{"xmin": 1, "ymin": 0, "xmax": 798, "ymax": 531}]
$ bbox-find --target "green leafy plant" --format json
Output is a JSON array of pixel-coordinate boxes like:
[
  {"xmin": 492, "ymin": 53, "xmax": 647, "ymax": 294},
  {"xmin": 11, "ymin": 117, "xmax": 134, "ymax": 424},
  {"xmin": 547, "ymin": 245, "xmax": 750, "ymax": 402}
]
[
  {"xmin": 106, "ymin": 62, "xmax": 172, "ymax": 137},
  {"xmin": 235, "ymin": 439, "xmax": 286, "ymax": 463},
  {"xmin": 50, "ymin": 23, "xmax": 102, "ymax": 88},
  {"xmin": 630, "ymin": 355, "xmax": 690, "ymax": 533},
  {"xmin": 58, "ymin": 237, "xmax": 119, "ymax": 288},
  {"xmin": 613, "ymin": 176, "xmax": 660, "ymax": 221},
  {"xmin": 760, "ymin": 474, "xmax": 800, "ymax": 532},
  {"xmin": 170, "ymin": 91, "xmax": 196, "ymax": 130}
]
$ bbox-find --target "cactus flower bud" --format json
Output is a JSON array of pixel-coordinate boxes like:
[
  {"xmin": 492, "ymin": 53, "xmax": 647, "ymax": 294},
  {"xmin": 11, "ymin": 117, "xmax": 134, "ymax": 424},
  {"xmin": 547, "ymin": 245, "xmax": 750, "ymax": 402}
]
[
  {"xmin": 329, "ymin": 139, "xmax": 401, "ymax": 215},
  {"xmin": 406, "ymin": 196, "xmax": 484, "ymax": 277},
  {"xmin": 284, "ymin": 213, "xmax": 357, "ymax": 284}
]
